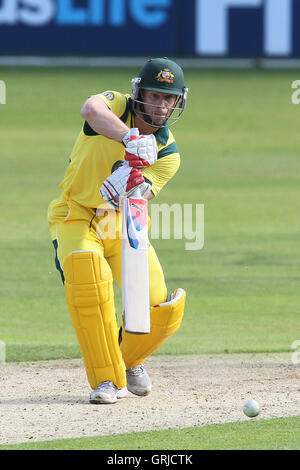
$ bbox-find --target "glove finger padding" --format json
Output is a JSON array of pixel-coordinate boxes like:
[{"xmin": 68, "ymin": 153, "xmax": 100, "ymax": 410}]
[
  {"xmin": 124, "ymin": 133, "xmax": 158, "ymax": 167},
  {"xmin": 100, "ymin": 162, "xmax": 151, "ymax": 209},
  {"xmin": 124, "ymin": 153, "xmax": 150, "ymax": 168}
]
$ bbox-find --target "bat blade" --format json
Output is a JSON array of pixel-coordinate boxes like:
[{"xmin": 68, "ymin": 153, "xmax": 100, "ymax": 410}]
[{"xmin": 122, "ymin": 196, "xmax": 150, "ymax": 334}]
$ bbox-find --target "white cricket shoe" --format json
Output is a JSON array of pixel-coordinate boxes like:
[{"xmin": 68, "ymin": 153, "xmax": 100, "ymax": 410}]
[
  {"xmin": 126, "ymin": 363, "xmax": 152, "ymax": 396},
  {"xmin": 90, "ymin": 381, "xmax": 128, "ymax": 404}
]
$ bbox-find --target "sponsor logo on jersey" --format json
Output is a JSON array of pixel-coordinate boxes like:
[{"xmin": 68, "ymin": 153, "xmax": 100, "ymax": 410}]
[{"xmin": 102, "ymin": 92, "xmax": 115, "ymax": 101}]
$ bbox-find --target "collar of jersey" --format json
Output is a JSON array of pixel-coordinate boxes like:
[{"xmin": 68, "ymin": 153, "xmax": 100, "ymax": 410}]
[{"xmin": 155, "ymin": 124, "xmax": 169, "ymax": 145}]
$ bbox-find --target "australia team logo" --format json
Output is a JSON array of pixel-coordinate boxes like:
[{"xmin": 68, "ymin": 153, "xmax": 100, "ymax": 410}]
[{"xmin": 156, "ymin": 68, "xmax": 175, "ymax": 84}]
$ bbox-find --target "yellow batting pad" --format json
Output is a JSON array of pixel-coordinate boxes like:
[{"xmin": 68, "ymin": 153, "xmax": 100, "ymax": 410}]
[
  {"xmin": 63, "ymin": 251, "xmax": 126, "ymax": 389},
  {"xmin": 120, "ymin": 288, "xmax": 186, "ymax": 369}
]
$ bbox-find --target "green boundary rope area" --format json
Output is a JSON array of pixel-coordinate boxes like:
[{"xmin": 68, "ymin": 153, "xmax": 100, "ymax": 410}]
[{"xmin": 1, "ymin": 418, "xmax": 299, "ymax": 451}]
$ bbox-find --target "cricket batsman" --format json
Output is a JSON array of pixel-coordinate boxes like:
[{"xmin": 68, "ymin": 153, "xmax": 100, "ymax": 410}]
[{"xmin": 47, "ymin": 58, "xmax": 188, "ymax": 404}]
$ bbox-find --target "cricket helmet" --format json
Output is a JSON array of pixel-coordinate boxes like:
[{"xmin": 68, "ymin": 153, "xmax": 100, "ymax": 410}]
[{"xmin": 131, "ymin": 57, "xmax": 188, "ymax": 128}]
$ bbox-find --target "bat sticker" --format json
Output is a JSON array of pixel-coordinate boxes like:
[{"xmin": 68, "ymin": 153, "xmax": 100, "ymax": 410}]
[{"xmin": 125, "ymin": 199, "xmax": 148, "ymax": 249}]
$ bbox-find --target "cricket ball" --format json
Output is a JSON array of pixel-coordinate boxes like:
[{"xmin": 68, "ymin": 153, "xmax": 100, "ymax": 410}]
[{"xmin": 243, "ymin": 398, "xmax": 260, "ymax": 418}]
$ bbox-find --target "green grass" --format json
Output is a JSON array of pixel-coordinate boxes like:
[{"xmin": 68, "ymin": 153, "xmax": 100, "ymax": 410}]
[
  {"xmin": 0, "ymin": 67, "xmax": 299, "ymax": 360},
  {"xmin": 1, "ymin": 417, "xmax": 299, "ymax": 450}
]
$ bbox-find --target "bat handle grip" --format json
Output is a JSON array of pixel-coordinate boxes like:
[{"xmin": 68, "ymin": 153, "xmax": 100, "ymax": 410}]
[
  {"xmin": 126, "ymin": 128, "xmax": 143, "ymax": 198},
  {"xmin": 129, "ymin": 127, "xmax": 139, "ymax": 141},
  {"xmin": 124, "ymin": 127, "xmax": 139, "ymax": 165}
]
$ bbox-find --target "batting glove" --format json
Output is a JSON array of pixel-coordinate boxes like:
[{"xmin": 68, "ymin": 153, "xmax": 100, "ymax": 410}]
[
  {"xmin": 122, "ymin": 131, "xmax": 158, "ymax": 168},
  {"xmin": 100, "ymin": 162, "xmax": 151, "ymax": 209}
]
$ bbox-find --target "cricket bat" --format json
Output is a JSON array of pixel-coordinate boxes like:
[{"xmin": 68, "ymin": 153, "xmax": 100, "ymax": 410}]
[{"xmin": 121, "ymin": 128, "xmax": 151, "ymax": 334}]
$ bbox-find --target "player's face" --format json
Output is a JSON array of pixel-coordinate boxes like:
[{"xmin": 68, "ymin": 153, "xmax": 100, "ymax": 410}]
[{"xmin": 141, "ymin": 90, "xmax": 178, "ymax": 126}]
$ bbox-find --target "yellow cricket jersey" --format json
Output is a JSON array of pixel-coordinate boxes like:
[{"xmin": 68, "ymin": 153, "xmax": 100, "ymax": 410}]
[{"xmin": 48, "ymin": 90, "xmax": 180, "ymax": 224}]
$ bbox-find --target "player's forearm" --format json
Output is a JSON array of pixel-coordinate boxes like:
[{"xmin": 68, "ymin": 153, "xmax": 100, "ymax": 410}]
[{"xmin": 80, "ymin": 96, "xmax": 129, "ymax": 142}]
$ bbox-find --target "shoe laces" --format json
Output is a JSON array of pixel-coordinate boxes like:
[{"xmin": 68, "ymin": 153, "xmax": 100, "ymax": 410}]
[
  {"xmin": 95, "ymin": 381, "xmax": 117, "ymax": 392},
  {"xmin": 127, "ymin": 364, "xmax": 145, "ymax": 376}
]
